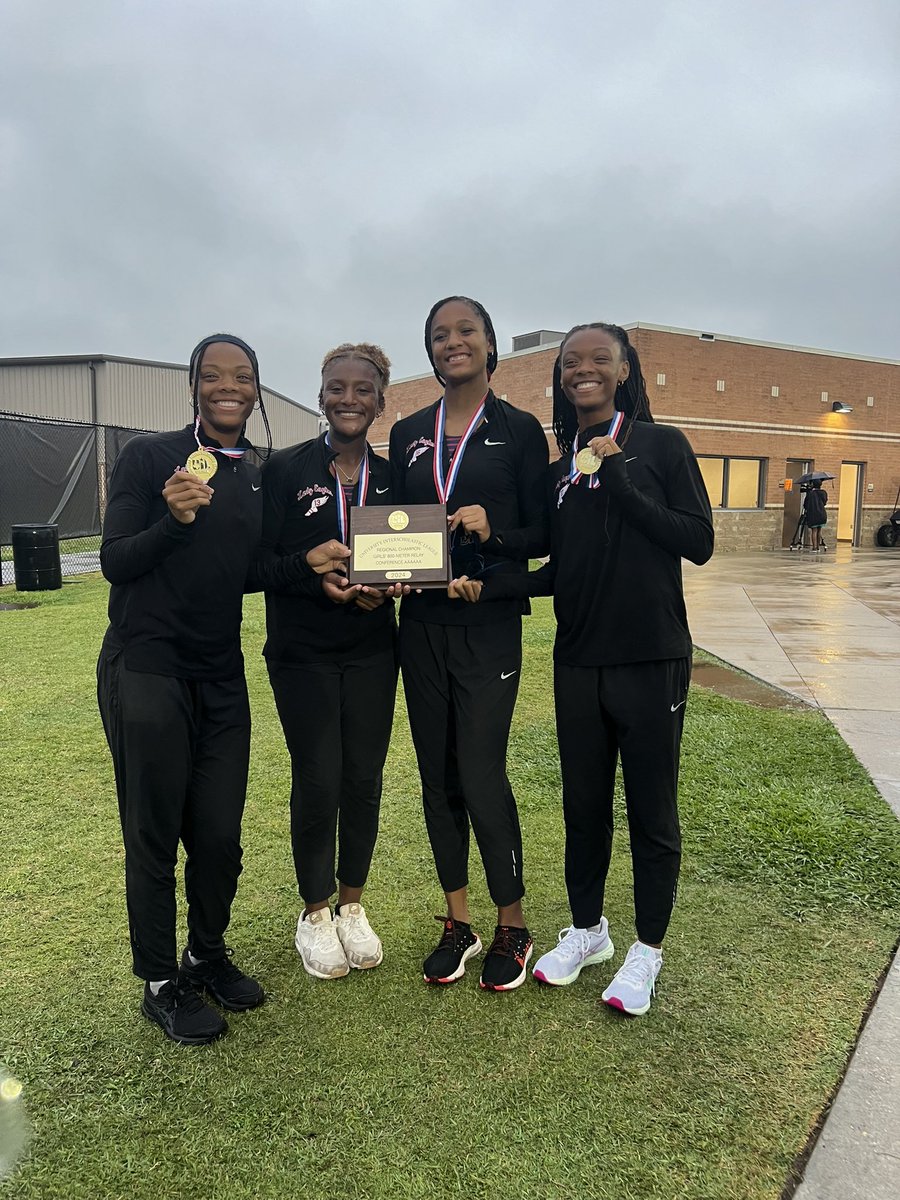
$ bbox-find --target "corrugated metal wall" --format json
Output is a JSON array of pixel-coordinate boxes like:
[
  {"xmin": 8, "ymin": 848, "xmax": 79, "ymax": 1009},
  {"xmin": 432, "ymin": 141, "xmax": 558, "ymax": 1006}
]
[
  {"xmin": 0, "ymin": 363, "xmax": 93, "ymax": 421},
  {"xmin": 0, "ymin": 358, "xmax": 319, "ymax": 449}
]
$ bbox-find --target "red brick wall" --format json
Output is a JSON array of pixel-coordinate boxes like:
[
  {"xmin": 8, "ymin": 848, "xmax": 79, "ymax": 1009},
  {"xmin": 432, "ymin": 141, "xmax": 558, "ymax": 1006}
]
[{"xmin": 384, "ymin": 327, "xmax": 900, "ymax": 547}]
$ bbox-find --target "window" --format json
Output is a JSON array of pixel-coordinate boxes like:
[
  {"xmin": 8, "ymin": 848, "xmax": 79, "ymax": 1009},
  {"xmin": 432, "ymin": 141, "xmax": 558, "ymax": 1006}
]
[
  {"xmin": 821, "ymin": 391, "xmax": 829, "ymax": 403},
  {"xmin": 867, "ymin": 395, "xmax": 875, "ymax": 407},
  {"xmin": 771, "ymin": 385, "xmax": 779, "ymax": 397},
  {"xmin": 545, "ymin": 386, "xmax": 553, "ymax": 398},
  {"xmin": 697, "ymin": 456, "xmax": 765, "ymax": 509},
  {"xmin": 657, "ymin": 372, "xmax": 666, "ymax": 386},
  {"xmin": 716, "ymin": 379, "xmax": 726, "ymax": 392}
]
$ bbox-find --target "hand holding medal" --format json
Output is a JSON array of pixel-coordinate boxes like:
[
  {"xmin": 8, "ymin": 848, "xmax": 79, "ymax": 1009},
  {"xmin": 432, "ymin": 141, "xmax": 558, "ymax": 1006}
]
[
  {"xmin": 585, "ymin": 435, "xmax": 624, "ymax": 467},
  {"xmin": 163, "ymin": 469, "xmax": 214, "ymax": 525}
]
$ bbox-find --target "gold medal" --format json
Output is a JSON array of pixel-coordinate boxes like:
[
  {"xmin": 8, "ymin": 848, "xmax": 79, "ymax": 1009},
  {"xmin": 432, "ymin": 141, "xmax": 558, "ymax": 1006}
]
[
  {"xmin": 575, "ymin": 447, "xmax": 602, "ymax": 475},
  {"xmin": 186, "ymin": 449, "xmax": 218, "ymax": 482}
]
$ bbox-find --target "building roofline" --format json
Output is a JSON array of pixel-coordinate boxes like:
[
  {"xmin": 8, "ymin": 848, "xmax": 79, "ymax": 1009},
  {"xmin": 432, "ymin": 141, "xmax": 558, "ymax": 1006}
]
[
  {"xmin": 388, "ymin": 323, "xmax": 899, "ymax": 385},
  {"xmin": 0, "ymin": 352, "xmax": 316, "ymax": 413},
  {"xmin": 625, "ymin": 322, "xmax": 900, "ymax": 366}
]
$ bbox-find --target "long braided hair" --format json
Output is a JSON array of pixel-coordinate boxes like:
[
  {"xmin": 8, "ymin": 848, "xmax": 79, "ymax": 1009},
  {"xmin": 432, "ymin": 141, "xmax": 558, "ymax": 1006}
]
[
  {"xmin": 424, "ymin": 295, "xmax": 498, "ymax": 385},
  {"xmin": 188, "ymin": 333, "xmax": 273, "ymax": 460},
  {"xmin": 551, "ymin": 323, "xmax": 653, "ymax": 456}
]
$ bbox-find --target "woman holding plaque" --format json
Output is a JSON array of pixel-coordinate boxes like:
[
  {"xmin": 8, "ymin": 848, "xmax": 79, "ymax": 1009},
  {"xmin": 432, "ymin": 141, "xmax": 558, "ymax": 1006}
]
[
  {"xmin": 99, "ymin": 335, "xmax": 271, "ymax": 1046},
  {"xmin": 450, "ymin": 323, "xmax": 713, "ymax": 1015},
  {"xmin": 389, "ymin": 296, "xmax": 549, "ymax": 991},
  {"xmin": 260, "ymin": 343, "xmax": 398, "ymax": 981}
]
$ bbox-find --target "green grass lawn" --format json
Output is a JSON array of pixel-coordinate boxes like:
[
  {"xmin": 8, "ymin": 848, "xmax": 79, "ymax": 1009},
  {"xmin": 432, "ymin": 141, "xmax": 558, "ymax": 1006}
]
[{"xmin": 1, "ymin": 576, "xmax": 899, "ymax": 1200}]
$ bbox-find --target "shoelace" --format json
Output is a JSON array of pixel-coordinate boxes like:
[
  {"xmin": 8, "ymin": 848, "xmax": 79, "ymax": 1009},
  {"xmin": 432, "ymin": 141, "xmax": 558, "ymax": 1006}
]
[
  {"xmin": 433, "ymin": 915, "xmax": 467, "ymax": 951},
  {"xmin": 308, "ymin": 917, "xmax": 342, "ymax": 952},
  {"xmin": 170, "ymin": 980, "xmax": 205, "ymax": 1013},
  {"xmin": 206, "ymin": 948, "xmax": 244, "ymax": 984},
  {"xmin": 555, "ymin": 927, "xmax": 595, "ymax": 962},
  {"xmin": 614, "ymin": 947, "xmax": 659, "ymax": 994},
  {"xmin": 341, "ymin": 911, "xmax": 374, "ymax": 946},
  {"xmin": 488, "ymin": 926, "xmax": 524, "ymax": 959}
]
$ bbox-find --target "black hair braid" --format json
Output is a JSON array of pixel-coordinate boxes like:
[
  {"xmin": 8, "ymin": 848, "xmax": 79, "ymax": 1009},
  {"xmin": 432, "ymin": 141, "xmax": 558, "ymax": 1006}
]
[
  {"xmin": 424, "ymin": 295, "xmax": 498, "ymax": 385},
  {"xmin": 551, "ymin": 323, "xmax": 653, "ymax": 456},
  {"xmin": 188, "ymin": 332, "xmax": 272, "ymax": 460}
]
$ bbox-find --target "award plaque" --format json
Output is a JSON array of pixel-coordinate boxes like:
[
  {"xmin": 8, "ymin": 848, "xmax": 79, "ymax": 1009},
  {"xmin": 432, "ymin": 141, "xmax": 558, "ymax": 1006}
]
[{"xmin": 348, "ymin": 503, "xmax": 450, "ymax": 589}]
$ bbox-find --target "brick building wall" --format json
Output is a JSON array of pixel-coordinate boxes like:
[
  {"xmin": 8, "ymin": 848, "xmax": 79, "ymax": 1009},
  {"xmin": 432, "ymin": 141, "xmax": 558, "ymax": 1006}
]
[{"xmin": 383, "ymin": 324, "xmax": 900, "ymax": 551}]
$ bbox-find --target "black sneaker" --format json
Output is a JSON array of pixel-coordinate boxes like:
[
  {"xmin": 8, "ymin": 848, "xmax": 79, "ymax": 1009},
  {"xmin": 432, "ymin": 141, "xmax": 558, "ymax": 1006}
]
[
  {"xmin": 423, "ymin": 916, "xmax": 482, "ymax": 984},
  {"xmin": 141, "ymin": 979, "xmax": 227, "ymax": 1046},
  {"xmin": 479, "ymin": 925, "xmax": 534, "ymax": 991},
  {"xmin": 179, "ymin": 948, "xmax": 265, "ymax": 1012}
]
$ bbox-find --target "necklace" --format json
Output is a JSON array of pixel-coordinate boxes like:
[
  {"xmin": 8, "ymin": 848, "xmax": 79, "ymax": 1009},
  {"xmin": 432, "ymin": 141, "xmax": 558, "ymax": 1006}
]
[{"xmin": 334, "ymin": 460, "xmax": 359, "ymax": 485}]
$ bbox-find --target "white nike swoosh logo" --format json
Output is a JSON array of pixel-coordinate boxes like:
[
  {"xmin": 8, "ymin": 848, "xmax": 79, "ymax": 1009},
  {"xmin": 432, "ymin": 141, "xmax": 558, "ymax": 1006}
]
[
  {"xmin": 501, "ymin": 670, "xmax": 517, "ymax": 680},
  {"xmin": 626, "ymin": 457, "xmax": 637, "ymax": 463},
  {"xmin": 670, "ymin": 699, "xmax": 686, "ymax": 712},
  {"xmin": 376, "ymin": 486, "xmax": 389, "ymax": 494},
  {"xmin": 485, "ymin": 439, "xmax": 506, "ymax": 446},
  {"xmin": 251, "ymin": 484, "xmax": 261, "ymax": 491}
]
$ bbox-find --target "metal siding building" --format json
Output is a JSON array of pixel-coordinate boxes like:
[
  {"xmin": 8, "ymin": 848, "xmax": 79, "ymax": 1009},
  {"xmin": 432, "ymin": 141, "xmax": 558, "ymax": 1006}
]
[{"xmin": 0, "ymin": 354, "xmax": 319, "ymax": 447}]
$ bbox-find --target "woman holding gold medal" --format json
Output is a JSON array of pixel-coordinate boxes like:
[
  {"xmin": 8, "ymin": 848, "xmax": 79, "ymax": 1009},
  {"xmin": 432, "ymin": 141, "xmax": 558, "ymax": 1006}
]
[
  {"xmin": 450, "ymin": 323, "xmax": 713, "ymax": 1014},
  {"xmin": 97, "ymin": 334, "xmax": 342, "ymax": 1046},
  {"xmin": 260, "ymin": 343, "xmax": 398, "ymax": 982},
  {"xmin": 389, "ymin": 296, "xmax": 549, "ymax": 991}
]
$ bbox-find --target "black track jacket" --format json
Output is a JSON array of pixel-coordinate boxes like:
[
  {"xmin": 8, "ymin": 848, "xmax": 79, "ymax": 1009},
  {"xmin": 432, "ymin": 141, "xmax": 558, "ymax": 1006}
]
[
  {"xmin": 483, "ymin": 418, "xmax": 714, "ymax": 665},
  {"xmin": 388, "ymin": 390, "xmax": 549, "ymax": 626},
  {"xmin": 100, "ymin": 426, "xmax": 263, "ymax": 680},
  {"xmin": 259, "ymin": 432, "xmax": 395, "ymax": 664}
]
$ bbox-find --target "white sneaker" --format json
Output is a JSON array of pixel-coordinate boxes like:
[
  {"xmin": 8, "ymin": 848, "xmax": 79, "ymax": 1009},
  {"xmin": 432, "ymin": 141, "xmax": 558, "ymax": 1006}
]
[
  {"xmin": 295, "ymin": 908, "xmax": 350, "ymax": 979},
  {"xmin": 335, "ymin": 902, "xmax": 383, "ymax": 969},
  {"xmin": 602, "ymin": 941, "xmax": 662, "ymax": 1015},
  {"xmin": 532, "ymin": 919, "xmax": 615, "ymax": 986}
]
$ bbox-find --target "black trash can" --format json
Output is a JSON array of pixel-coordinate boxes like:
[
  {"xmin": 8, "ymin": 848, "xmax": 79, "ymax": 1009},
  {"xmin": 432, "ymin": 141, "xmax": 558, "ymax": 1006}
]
[{"xmin": 11, "ymin": 524, "xmax": 63, "ymax": 591}]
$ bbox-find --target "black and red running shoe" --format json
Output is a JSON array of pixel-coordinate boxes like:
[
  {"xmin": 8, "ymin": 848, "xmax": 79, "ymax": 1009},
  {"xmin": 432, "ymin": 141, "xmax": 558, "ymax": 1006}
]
[
  {"xmin": 423, "ymin": 916, "xmax": 482, "ymax": 984},
  {"xmin": 479, "ymin": 925, "xmax": 534, "ymax": 991}
]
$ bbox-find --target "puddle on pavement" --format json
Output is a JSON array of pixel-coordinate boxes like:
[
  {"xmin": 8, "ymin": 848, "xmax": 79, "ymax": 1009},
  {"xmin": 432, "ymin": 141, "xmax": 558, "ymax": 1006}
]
[{"xmin": 691, "ymin": 660, "xmax": 803, "ymax": 709}]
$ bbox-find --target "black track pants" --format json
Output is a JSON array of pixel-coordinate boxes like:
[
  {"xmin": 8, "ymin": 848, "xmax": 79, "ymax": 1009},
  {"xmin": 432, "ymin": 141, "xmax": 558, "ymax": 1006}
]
[
  {"xmin": 267, "ymin": 647, "xmax": 398, "ymax": 905},
  {"xmin": 553, "ymin": 657, "xmax": 690, "ymax": 945},
  {"xmin": 97, "ymin": 645, "xmax": 250, "ymax": 980},
  {"xmin": 399, "ymin": 616, "xmax": 525, "ymax": 907}
]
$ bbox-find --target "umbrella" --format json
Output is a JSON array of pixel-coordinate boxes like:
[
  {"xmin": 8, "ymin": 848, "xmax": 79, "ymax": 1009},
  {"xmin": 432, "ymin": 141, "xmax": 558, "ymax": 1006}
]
[{"xmin": 796, "ymin": 470, "xmax": 835, "ymax": 484}]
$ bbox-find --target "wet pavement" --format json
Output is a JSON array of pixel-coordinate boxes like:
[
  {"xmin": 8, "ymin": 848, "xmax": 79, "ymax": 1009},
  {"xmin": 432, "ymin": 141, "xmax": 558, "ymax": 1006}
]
[
  {"xmin": 683, "ymin": 544, "xmax": 900, "ymax": 1200},
  {"xmin": 684, "ymin": 545, "xmax": 900, "ymax": 817}
]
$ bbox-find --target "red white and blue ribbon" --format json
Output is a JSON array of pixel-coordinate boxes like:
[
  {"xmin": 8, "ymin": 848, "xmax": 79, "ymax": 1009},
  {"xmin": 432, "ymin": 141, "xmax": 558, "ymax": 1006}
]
[
  {"xmin": 193, "ymin": 415, "xmax": 248, "ymax": 461},
  {"xmin": 570, "ymin": 410, "xmax": 624, "ymax": 490},
  {"xmin": 558, "ymin": 410, "xmax": 625, "ymax": 507},
  {"xmin": 432, "ymin": 395, "xmax": 486, "ymax": 504},
  {"xmin": 327, "ymin": 436, "xmax": 370, "ymax": 544}
]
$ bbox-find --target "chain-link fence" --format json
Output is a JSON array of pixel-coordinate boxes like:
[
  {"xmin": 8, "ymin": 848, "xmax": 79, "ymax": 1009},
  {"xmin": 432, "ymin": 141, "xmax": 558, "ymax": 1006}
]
[{"xmin": 0, "ymin": 412, "xmax": 151, "ymax": 586}]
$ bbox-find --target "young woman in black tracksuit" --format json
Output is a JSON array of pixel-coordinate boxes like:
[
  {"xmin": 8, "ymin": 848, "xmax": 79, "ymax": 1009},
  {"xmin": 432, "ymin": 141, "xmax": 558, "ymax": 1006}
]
[
  {"xmin": 451, "ymin": 323, "xmax": 713, "ymax": 1014},
  {"xmin": 389, "ymin": 296, "xmax": 549, "ymax": 991},
  {"xmin": 97, "ymin": 334, "xmax": 270, "ymax": 1047},
  {"xmin": 260, "ymin": 344, "xmax": 399, "ymax": 981}
]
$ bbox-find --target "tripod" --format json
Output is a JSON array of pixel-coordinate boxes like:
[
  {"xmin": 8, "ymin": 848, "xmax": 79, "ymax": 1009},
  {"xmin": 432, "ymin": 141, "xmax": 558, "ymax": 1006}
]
[{"xmin": 789, "ymin": 504, "xmax": 827, "ymax": 552}]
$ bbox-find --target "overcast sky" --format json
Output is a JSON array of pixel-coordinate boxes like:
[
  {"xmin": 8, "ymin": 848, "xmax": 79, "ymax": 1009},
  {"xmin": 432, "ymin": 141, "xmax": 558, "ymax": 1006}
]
[{"xmin": 1, "ymin": 0, "xmax": 897, "ymax": 407}]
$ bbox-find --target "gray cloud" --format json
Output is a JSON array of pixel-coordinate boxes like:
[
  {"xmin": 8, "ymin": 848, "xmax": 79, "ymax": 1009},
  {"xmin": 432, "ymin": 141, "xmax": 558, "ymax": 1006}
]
[{"xmin": 1, "ymin": 0, "xmax": 897, "ymax": 405}]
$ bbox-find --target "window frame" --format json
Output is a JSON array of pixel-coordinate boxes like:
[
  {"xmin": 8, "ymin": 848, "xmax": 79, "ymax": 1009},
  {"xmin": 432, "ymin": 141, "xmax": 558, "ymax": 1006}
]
[{"xmin": 696, "ymin": 455, "xmax": 766, "ymax": 510}]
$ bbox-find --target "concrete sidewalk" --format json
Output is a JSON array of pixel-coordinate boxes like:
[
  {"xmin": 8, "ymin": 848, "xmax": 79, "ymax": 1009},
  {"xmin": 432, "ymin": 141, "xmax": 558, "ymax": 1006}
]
[{"xmin": 683, "ymin": 545, "xmax": 900, "ymax": 1200}]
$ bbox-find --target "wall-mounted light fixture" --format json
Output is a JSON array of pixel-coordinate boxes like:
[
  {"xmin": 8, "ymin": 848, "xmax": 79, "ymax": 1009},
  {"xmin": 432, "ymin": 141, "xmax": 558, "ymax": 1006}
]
[{"xmin": 832, "ymin": 401, "xmax": 853, "ymax": 414}]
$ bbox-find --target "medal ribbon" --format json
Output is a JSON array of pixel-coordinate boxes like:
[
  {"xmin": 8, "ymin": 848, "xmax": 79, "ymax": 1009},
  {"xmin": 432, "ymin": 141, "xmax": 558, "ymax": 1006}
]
[
  {"xmin": 327, "ymin": 436, "xmax": 369, "ymax": 544},
  {"xmin": 569, "ymin": 410, "xmax": 624, "ymax": 491},
  {"xmin": 193, "ymin": 415, "xmax": 248, "ymax": 461},
  {"xmin": 432, "ymin": 395, "xmax": 486, "ymax": 504}
]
